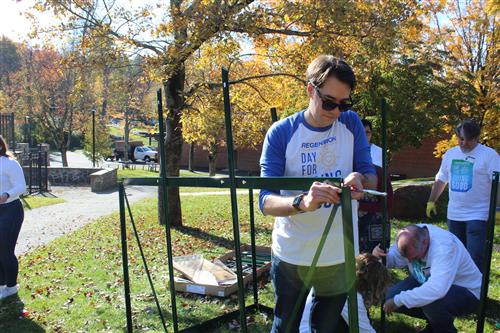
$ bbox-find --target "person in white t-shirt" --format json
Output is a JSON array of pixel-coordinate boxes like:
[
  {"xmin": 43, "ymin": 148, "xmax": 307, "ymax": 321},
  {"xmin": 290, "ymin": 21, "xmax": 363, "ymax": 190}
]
[
  {"xmin": 361, "ymin": 119, "xmax": 382, "ymax": 168},
  {"xmin": 374, "ymin": 224, "xmax": 481, "ymax": 333},
  {"xmin": 426, "ymin": 119, "xmax": 500, "ymax": 272},
  {"xmin": 260, "ymin": 55, "xmax": 377, "ymax": 332},
  {"xmin": 0, "ymin": 135, "xmax": 26, "ymax": 300},
  {"xmin": 299, "ymin": 253, "xmax": 391, "ymax": 333}
]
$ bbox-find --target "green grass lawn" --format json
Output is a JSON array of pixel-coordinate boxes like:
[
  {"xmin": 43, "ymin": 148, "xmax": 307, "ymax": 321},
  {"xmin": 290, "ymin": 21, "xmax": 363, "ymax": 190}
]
[
  {"xmin": 108, "ymin": 125, "xmax": 157, "ymax": 146},
  {"xmin": 21, "ymin": 195, "xmax": 65, "ymax": 210},
  {"xmin": 1, "ymin": 194, "xmax": 497, "ymax": 332}
]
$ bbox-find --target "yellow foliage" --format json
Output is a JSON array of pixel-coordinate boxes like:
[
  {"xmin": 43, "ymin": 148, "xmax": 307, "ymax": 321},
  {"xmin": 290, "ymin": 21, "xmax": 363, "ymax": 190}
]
[
  {"xmin": 0, "ymin": 91, "xmax": 7, "ymax": 110},
  {"xmin": 434, "ymin": 135, "xmax": 457, "ymax": 158}
]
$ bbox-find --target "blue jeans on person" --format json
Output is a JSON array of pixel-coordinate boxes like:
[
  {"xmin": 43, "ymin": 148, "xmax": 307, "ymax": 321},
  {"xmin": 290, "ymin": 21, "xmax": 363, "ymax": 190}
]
[
  {"xmin": 386, "ymin": 276, "xmax": 479, "ymax": 333},
  {"xmin": 447, "ymin": 219, "xmax": 486, "ymax": 272},
  {"xmin": 270, "ymin": 255, "xmax": 348, "ymax": 333},
  {"xmin": 0, "ymin": 199, "xmax": 24, "ymax": 287}
]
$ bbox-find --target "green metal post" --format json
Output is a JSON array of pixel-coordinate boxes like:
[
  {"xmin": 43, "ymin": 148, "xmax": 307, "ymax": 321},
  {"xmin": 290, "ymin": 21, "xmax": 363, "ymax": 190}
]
[
  {"xmin": 476, "ymin": 171, "xmax": 499, "ymax": 333},
  {"xmin": 124, "ymin": 192, "xmax": 169, "ymax": 332},
  {"xmin": 222, "ymin": 67, "xmax": 248, "ymax": 332},
  {"xmin": 248, "ymin": 188, "xmax": 259, "ymax": 307},
  {"xmin": 341, "ymin": 186, "xmax": 359, "ymax": 333},
  {"xmin": 157, "ymin": 88, "xmax": 179, "ymax": 332},
  {"xmin": 270, "ymin": 107, "xmax": 278, "ymax": 123},
  {"xmin": 119, "ymin": 183, "xmax": 133, "ymax": 333},
  {"xmin": 380, "ymin": 98, "xmax": 388, "ymax": 333}
]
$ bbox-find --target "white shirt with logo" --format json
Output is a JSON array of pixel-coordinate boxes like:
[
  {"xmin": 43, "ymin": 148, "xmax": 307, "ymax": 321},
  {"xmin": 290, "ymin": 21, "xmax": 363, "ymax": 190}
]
[
  {"xmin": 259, "ymin": 110, "xmax": 375, "ymax": 266},
  {"xmin": 436, "ymin": 144, "xmax": 499, "ymax": 221}
]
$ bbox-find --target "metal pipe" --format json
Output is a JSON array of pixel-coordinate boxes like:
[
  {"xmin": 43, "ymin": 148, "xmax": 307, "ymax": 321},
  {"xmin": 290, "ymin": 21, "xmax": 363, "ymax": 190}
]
[
  {"xmin": 222, "ymin": 67, "xmax": 248, "ymax": 332},
  {"xmin": 157, "ymin": 88, "xmax": 179, "ymax": 332},
  {"xmin": 92, "ymin": 109, "xmax": 96, "ymax": 168},
  {"xmin": 380, "ymin": 97, "xmax": 388, "ymax": 333},
  {"xmin": 476, "ymin": 171, "xmax": 499, "ymax": 333},
  {"xmin": 341, "ymin": 186, "xmax": 359, "ymax": 333},
  {"xmin": 119, "ymin": 183, "xmax": 133, "ymax": 333}
]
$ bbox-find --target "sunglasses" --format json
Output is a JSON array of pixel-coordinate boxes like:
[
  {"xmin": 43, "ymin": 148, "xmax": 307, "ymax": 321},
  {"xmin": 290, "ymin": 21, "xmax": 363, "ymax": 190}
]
[{"xmin": 311, "ymin": 83, "xmax": 354, "ymax": 112}]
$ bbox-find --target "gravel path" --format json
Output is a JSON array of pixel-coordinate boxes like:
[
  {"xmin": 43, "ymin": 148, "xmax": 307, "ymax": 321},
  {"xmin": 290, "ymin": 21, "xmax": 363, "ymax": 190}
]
[{"xmin": 16, "ymin": 186, "xmax": 157, "ymax": 256}]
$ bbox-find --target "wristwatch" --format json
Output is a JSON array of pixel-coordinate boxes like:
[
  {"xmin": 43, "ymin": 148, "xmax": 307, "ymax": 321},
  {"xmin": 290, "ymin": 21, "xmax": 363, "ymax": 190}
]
[{"xmin": 292, "ymin": 193, "xmax": 305, "ymax": 212}]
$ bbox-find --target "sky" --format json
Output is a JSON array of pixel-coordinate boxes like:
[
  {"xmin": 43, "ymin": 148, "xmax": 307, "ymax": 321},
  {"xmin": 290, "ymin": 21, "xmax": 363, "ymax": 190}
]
[{"xmin": 0, "ymin": 0, "xmax": 53, "ymax": 43}]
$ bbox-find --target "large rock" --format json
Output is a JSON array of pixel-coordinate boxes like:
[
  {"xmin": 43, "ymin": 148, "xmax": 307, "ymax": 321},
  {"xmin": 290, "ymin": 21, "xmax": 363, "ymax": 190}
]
[{"xmin": 392, "ymin": 184, "xmax": 448, "ymax": 220}]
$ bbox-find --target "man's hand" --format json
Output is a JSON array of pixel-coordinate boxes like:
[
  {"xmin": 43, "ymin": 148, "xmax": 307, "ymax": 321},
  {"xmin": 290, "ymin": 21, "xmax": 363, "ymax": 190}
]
[
  {"xmin": 372, "ymin": 244, "xmax": 387, "ymax": 259},
  {"xmin": 383, "ymin": 298, "xmax": 398, "ymax": 313},
  {"xmin": 343, "ymin": 172, "xmax": 364, "ymax": 200},
  {"xmin": 301, "ymin": 181, "xmax": 342, "ymax": 211},
  {"xmin": 426, "ymin": 201, "xmax": 437, "ymax": 218}
]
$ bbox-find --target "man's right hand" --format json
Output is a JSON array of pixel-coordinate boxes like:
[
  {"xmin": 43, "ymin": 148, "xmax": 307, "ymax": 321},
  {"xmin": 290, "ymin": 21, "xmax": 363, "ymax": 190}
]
[
  {"xmin": 426, "ymin": 201, "xmax": 437, "ymax": 218},
  {"xmin": 301, "ymin": 181, "xmax": 342, "ymax": 212},
  {"xmin": 372, "ymin": 244, "xmax": 387, "ymax": 259}
]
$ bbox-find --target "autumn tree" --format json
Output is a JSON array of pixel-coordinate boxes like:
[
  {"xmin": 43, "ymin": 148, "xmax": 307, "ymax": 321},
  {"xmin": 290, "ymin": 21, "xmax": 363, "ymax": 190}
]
[
  {"xmin": 35, "ymin": 0, "xmax": 424, "ymax": 226},
  {"xmin": 428, "ymin": 0, "xmax": 499, "ymax": 155},
  {"xmin": 0, "ymin": 36, "xmax": 21, "ymax": 90}
]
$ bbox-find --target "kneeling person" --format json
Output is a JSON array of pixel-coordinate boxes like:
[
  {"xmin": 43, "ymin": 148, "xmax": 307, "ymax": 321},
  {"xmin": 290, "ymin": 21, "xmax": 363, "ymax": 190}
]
[{"xmin": 374, "ymin": 224, "xmax": 481, "ymax": 333}]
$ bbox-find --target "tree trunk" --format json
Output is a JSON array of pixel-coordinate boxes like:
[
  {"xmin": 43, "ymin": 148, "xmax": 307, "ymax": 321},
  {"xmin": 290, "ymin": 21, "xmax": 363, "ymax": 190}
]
[
  {"xmin": 158, "ymin": 66, "xmax": 184, "ymax": 227},
  {"xmin": 208, "ymin": 155, "xmax": 217, "ymax": 176},
  {"xmin": 208, "ymin": 144, "xmax": 217, "ymax": 176},
  {"xmin": 61, "ymin": 144, "xmax": 68, "ymax": 167}
]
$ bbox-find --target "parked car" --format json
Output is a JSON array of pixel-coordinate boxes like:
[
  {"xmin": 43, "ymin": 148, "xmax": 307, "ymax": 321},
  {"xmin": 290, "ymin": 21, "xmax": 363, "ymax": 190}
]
[{"xmin": 106, "ymin": 141, "xmax": 158, "ymax": 162}]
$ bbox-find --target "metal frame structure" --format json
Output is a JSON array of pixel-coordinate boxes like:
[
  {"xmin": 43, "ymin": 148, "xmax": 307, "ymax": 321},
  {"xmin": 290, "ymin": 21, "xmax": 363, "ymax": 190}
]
[
  {"xmin": 0, "ymin": 112, "xmax": 16, "ymax": 149},
  {"xmin": 117, "ymin": 67, "xmax": 498, "ymax": 332},
  {"xmin": 118, "ymin": 68, "xmax": 361, "ymax": 333}
]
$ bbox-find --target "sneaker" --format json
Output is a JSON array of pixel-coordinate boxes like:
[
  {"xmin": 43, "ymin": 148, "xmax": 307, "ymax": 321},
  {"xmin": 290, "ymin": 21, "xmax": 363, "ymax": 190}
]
[{"xmin": 0, "ymin": 284, "xmax": 19, "ymax": 299}]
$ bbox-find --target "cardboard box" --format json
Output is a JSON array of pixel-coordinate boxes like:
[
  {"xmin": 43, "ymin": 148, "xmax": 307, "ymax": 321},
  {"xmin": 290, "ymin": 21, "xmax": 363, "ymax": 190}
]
[{"xmin": 174, "ymin": 245, "xmax": 271, "ymax": 297}]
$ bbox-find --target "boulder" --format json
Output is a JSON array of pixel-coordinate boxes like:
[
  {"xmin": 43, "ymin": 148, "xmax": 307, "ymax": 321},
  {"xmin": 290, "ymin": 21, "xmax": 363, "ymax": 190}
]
[{"xmin": 392, "ymin": 184, "xmax": 448, "ymax": 220}]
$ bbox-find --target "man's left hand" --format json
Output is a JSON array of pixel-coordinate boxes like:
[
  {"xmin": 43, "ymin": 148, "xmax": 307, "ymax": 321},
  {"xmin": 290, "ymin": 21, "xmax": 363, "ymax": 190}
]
[{"xmin": 383, "ymin": 298, "xmax": 398, "ymax": 313}]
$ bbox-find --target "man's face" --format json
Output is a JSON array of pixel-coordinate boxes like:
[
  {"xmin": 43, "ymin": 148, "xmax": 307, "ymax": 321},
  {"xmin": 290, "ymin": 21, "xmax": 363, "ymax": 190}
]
[
  {"xmin": 306, "ymin": 76, "xmax": 352, "ymax": 128},
  {"xmin": 397, "ymin": 233, "xmax": 427, "ymax": 262},
  {"xmin": 364, "ymin": 125, "xmax": 372, "ymax": 143},
  {"xmin": 457, "ymin": 129, "xmax": 479, "ymax": 153}
]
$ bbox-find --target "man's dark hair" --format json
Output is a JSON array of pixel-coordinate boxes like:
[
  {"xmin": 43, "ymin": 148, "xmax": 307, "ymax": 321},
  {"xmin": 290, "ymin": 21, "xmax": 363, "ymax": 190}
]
[
  {"xmin": 306, "ymin": 55, "xmax": 356, "ymax": 90},
  {"xmin": 362, "ymin": 119, "xmax": 372, "ymax": 130},
  {"xmin": 455, "ymin": 119, "xmax": 480, "ymax": 140}
]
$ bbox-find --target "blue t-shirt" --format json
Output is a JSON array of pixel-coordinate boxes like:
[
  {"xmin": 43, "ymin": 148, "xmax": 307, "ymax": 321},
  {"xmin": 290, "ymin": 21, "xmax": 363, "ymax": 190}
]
[{"xmin": 259, "ymin": 110, "xmax": 375, "ymax": 266}]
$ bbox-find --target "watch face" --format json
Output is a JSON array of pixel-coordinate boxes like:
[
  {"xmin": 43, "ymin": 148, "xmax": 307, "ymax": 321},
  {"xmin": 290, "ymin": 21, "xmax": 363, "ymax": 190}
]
[{"xmin": 293, "ymin": 194, "xmax": 303, "ymax": 210}]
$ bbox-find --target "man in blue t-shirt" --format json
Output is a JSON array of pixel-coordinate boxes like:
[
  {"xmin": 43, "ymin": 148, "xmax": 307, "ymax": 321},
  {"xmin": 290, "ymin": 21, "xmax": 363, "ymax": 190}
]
[{"xmin": 259, "ymin": 55, "xmax": 376, "ymax": 332}]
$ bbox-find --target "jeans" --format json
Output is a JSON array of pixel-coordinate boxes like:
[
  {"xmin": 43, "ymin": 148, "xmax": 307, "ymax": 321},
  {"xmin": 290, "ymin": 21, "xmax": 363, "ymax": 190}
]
[
  {"xmin": 386, "ymin": 276, "xmax": 479, "ymax": 333},
  {"xmin": 270, "ymin": 255, "xmax": 348, "ymax": 333},
  {"xmin": 0, "ymin": 199, "xmax": 24, "ymax": 287},
  {"xmin": 447, "ymin": 219, "xmax": 486, "ymax": 272}
]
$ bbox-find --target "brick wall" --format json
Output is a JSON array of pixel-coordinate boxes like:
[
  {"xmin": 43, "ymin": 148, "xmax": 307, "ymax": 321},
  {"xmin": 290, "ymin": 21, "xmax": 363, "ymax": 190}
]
[
  {"xmin": 388, "ymin": 138, "xmax": 442, "ymax": 179},
  {"xmin": 180, "ymin": 137, "xmax": 443, "ymax": 178}
]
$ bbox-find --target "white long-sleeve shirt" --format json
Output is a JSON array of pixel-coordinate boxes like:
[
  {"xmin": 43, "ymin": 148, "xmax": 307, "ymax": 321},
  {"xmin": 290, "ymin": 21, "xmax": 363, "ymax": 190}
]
[
  {"xmin": 0, "ymin": 156, "xmax": 26, "ymax": 204},
  {"xmin": 300, "ymin": 291, "xmax": 375, "ymax": 333},
  {"xmin": 387, "ymin": 224, "xmax": 482, "ymax": 309}
]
